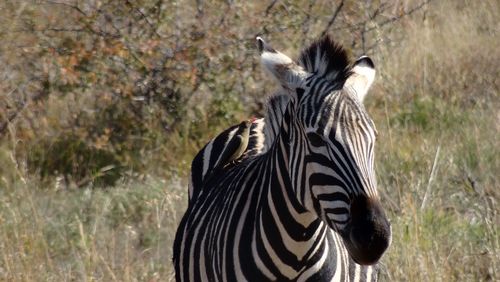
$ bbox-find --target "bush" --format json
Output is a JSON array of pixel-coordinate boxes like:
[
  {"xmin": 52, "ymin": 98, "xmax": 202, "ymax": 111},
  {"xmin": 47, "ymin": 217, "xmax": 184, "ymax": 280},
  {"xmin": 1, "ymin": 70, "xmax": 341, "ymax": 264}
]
[{"xmin": 27, "ymin": 135, "xmax": 122, "ymax": 187}]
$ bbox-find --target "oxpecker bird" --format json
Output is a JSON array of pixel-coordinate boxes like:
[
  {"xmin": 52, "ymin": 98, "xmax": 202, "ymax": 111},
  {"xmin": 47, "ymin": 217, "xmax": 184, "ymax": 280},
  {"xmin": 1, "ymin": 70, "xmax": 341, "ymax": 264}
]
[{"xmin": 218, "ymin": 119, "xmax": 253, "ymax": 168}]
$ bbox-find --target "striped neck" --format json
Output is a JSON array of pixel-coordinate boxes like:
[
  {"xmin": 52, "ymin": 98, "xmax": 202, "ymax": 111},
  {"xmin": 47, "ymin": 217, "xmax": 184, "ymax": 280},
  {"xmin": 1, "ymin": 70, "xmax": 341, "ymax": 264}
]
[{"xmin": 252, "ymin": 105, "xmax": 328, "ymax": 279}]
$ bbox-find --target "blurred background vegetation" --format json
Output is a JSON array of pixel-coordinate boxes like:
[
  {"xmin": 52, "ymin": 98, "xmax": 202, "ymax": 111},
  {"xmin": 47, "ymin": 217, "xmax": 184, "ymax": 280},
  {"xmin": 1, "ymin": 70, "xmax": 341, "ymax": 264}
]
[{"xmin": 0, "ymin": 0, "xmax": 498, "ymax": 281}]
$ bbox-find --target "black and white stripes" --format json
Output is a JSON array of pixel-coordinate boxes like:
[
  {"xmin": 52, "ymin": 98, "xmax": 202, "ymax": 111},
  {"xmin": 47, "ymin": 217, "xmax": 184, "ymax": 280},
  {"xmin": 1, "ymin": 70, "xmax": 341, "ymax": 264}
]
[{"xmin": 173, "ymin": 35, "xmax": 391, "ymax": 281}]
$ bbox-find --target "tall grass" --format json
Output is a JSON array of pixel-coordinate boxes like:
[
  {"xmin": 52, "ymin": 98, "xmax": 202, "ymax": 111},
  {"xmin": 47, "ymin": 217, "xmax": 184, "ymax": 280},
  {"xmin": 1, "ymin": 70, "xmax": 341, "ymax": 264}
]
[
  {"xmin": 371, "ymin": 1, "xmax": 499, "ymax": 280},
  {"xmin": 0, "ymin": 176, "xmax": 186, "ymax": 281}
]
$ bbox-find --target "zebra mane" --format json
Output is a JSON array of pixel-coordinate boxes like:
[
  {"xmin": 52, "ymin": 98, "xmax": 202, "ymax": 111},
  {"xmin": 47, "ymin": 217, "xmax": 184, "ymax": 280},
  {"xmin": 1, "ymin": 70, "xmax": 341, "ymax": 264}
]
[{"xmin": 298, "ymin": 35, "xmax": 351, "ymax": 84}]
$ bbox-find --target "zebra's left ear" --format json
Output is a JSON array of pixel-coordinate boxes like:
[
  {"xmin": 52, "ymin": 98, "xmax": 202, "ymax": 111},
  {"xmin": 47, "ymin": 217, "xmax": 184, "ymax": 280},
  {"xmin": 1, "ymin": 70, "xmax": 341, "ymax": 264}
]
[
  {"xmin": 344, "ymin": 56, "xmax": 376, "ymax": 103},
  {"xmin": 257, "ymin": 37, "xmax": 307, "ymax": 92}
]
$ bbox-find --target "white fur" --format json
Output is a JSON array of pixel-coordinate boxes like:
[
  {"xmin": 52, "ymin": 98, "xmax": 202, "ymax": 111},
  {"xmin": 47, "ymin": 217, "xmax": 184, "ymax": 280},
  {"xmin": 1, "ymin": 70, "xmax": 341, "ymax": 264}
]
[
  {"xmin": 261, "ymin": 51, "xmax": 293, "ymax": 69},
  {"xmin": 344, "ymin": 63, "xmax": 376, "ymax": 103},
  {"xmin": 260, "ymin": 50, "xmax": 306, "ymax": 90}
]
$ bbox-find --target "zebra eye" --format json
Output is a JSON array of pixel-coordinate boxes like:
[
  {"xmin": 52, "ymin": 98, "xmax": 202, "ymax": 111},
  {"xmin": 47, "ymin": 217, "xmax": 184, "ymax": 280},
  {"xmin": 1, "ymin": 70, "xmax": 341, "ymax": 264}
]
[{"xmin": 307, "ymin": 132, "xmax": 326, "ymax": 147}]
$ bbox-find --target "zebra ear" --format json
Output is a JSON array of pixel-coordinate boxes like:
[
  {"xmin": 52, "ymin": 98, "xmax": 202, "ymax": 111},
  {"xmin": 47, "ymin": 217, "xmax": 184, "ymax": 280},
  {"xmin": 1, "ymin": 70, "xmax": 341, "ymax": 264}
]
[
  {"xmin": 257, "ymin": 37, "xmax": 307, "ymax": 91},
  {"xmin": 344, "ymin": 56, "xmax": 376, "ymax": 103}
]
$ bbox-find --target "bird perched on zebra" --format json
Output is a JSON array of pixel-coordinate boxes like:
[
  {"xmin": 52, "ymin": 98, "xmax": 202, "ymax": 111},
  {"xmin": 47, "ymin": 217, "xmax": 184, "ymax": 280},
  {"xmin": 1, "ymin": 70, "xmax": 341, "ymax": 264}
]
[
  {"xmin": 174, "ymin": 35, "xmax": 391, "ymax": 281},
  {"xmin": 188, "ymin": 118, "xmax": 262, "ymax": 204},
  {"xmin": 220, "ymin": 119, "xmax": 253, "ymax": 166}
]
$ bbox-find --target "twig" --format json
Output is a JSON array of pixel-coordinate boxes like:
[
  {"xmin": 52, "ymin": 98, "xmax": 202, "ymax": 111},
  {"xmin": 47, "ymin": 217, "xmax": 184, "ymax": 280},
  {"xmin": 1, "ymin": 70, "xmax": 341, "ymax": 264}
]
[
  {"xmin": 329, "ymin": 0, "xmax": 432, "ymax": 33},
  {"xmin": 41, "ymin": 1, "xmax": 121, "ymax": 39},
  {"xmin": 320, "ymin": 0, "xmax": 345, "ymax": 37},
  {"xmin": 365, "ymin": 0, "xmax": 434, "ymax": 33},
  {"xmin": 0, "ymin": 79, "xmax": 49, "ymax": 136},
  {"xmin": 42, "ymin": 0, "xmax": 88, "ymax": 16},
  {"xmin": 265, "ymin": 0, "xmax": 279, "ymax": 16},
  {"xmin": 360, "ymin": 20, "xmax": 367, "ymax": 53},
  {"xmin": 301, "ymin": 0, "xmax": 317, "ymax": 44},
  {"xmin": 421, "ymin": 145, "xmax": 441, "ymax": 210},
  {"xmin": 44, "ymin": 27, "xmax": 86, "ymax": 33},
  {"xmin": 124, "ymin": 0, "xmax": 162, "ymax": 38}
]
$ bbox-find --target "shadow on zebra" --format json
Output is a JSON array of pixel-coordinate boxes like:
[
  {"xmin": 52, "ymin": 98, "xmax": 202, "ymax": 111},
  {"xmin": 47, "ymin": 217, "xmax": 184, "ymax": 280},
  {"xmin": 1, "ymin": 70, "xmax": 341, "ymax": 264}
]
[{"xmin": 174, "ymin": 35, "xmax": 392, "ymax": 282}]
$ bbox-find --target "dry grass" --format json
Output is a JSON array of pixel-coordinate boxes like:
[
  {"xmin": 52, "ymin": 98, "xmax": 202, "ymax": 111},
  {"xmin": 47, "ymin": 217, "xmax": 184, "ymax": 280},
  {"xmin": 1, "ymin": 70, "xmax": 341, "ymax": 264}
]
[
  {"xmin": 0, "ymin": 0, "xmax": 498, "ymax": 281},
  {"xmin": 0, "ymin": 176, "xmax": 186, "ymax": 281}
]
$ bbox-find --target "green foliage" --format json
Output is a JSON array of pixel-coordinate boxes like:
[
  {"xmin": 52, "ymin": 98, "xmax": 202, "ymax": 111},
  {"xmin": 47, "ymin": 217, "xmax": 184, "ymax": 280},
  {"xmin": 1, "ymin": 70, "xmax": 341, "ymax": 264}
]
[
  {"xmin": 27, "ymin": 135, "xmax": 122, "ymax": 186},
  {"xmin": 207, "ymin": 91, "xmax": 244, "ymax": 128},
  {"xmin": 390, "ymin": 97, "xmax": 470, "ymax": 133},
  {"xmin": 391, "ymin": 98, "xmax": 436, "ymax": 130}
]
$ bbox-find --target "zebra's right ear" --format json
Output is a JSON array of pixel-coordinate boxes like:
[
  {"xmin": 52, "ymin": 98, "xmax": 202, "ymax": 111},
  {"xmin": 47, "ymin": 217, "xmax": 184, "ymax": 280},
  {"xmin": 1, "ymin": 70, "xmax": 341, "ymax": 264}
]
[
  {"xmin": 257, "ymin": 37, "xmax": 307, "ymax": 91},
  {"xmin": 344, "ymin": 56, "xmax": 376, "ymax": 103}
]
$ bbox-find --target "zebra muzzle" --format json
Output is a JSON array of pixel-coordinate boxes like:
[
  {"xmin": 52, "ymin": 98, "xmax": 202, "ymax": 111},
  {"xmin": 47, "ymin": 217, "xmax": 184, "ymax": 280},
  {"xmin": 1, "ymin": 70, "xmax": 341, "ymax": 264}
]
[{"xmin": 344, "ymin": 195, "xmax": 391, "ymax": 265}]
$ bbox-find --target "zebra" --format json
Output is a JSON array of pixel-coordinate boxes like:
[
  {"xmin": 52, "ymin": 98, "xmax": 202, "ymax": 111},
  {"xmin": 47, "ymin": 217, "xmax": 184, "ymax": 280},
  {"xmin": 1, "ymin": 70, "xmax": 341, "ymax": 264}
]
[{"xmin": 173, "ymin": 35, "xmax": 391, "ymax": 281}]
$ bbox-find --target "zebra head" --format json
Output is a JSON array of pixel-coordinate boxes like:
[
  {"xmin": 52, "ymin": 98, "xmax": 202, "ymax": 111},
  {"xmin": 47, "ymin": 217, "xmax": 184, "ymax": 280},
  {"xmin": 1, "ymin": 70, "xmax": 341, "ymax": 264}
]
[{"xmin": 257, "ymin": 36, "xmax": 391, "ymax": 265}]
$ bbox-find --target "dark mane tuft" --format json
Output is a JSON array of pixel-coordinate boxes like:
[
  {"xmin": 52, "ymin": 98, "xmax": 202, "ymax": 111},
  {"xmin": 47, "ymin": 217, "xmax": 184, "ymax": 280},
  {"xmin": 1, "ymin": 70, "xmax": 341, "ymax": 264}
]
[{"xmin": 298, "ymin": 35, "xmax": 351, "ymax": 83}]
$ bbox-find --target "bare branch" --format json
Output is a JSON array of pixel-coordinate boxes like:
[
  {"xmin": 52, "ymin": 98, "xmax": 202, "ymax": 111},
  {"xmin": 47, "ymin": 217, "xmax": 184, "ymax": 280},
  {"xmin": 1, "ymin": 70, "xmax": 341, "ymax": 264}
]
[
  {"xmin": 44, "ymin": 27, "xmax": 86, "ymax": 33},
  {"xmin": 366, "ymin": 0, "xmax": 434, "ymax": 33},
  {"xmin": 320, "ymin": 0, "xmax": 345, "ymax": 37},
  {"xmin": 301, "ymin": 0, "xmax": 317, "ymax": 43},
  {"xmin": 124, "ymin": 0, "xmax": 162, "ymax": 38},
  {"xmin": 41, "ymin": 0, "xmax": 87, "ymax": 17},
  {"xmin": 330, "ymin": 0, "xmax": 432, "ymax": 33},
  {"xmin": 264, "ymin": 0, "xmax": 279, "ymax": 16},
  {"xmin": 0, "ymin": 79, "xmax": 50, "ymax": 137}
]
